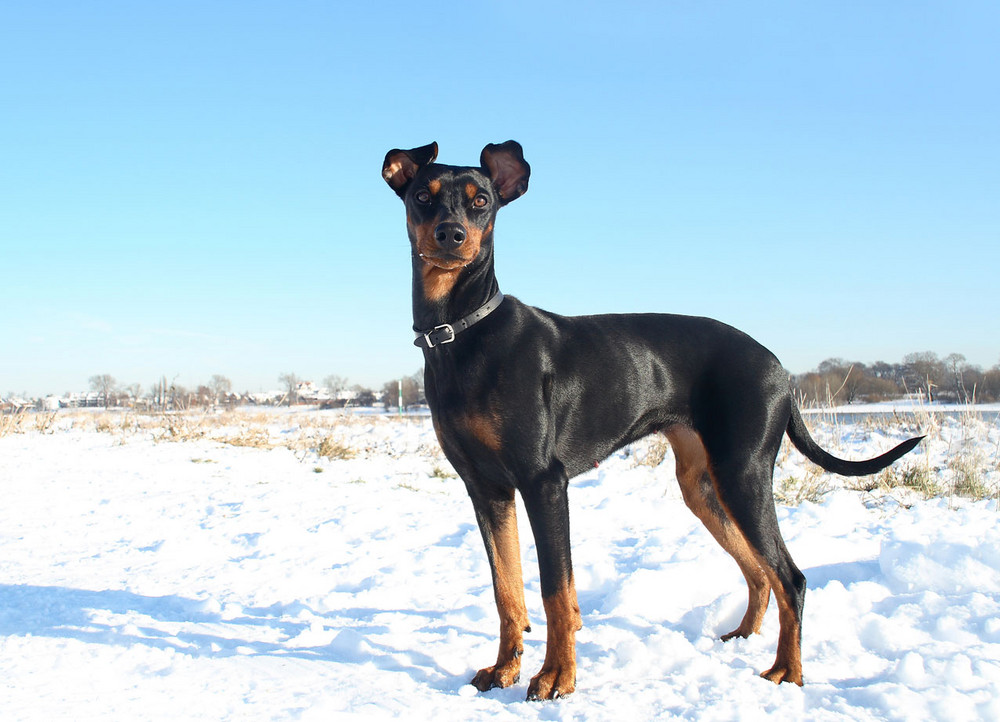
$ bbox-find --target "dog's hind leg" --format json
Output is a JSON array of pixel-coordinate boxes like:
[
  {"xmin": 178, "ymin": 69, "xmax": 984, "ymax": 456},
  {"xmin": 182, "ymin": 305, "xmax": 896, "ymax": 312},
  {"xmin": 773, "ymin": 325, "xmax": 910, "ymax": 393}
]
[
  {"xmin": 666, "ymin": 427, "xmax": 771, "ymax": 640},
  {"xmin": 700, "ymin": 429, "xmax": 806, "ymax": 686},
  {"xmin": 468, "ymin": 484, "xmax": 532, "ymax": 692}
]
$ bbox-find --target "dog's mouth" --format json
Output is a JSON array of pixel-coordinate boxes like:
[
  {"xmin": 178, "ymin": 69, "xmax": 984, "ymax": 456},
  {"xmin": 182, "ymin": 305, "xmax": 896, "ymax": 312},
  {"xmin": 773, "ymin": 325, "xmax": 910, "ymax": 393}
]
[
  {"xmin": 412, "ymin": 223, "xmax": 483, "ymax": 271},
  {"xmin": 418, "ymin": 252, "xmax": 472, "ymax": 270}
]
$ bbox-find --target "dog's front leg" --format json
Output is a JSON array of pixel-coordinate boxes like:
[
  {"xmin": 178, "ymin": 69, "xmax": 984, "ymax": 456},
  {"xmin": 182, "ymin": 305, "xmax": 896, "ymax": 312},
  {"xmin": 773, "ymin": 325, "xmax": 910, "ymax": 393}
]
[
  {"xmin": 520, "ymin": 468, "xmax": 582, "ymax": 700},
  {"xmin": 469, "ymin": 486, "xmax": 531, "ymax": 692}
]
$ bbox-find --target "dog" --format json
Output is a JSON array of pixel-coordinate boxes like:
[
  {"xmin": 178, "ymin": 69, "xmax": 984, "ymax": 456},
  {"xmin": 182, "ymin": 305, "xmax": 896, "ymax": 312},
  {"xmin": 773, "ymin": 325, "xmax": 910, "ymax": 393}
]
[{"xmin": 382, "ymin": 140, "xmax": 923, "ymax": 700}]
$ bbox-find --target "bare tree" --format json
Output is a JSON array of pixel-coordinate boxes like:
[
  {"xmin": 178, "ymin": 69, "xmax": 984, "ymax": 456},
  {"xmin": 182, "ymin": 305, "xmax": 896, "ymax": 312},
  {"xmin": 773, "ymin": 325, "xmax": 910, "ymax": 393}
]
[
  {"xmin": 324, "ymin": 375, "xmax": 347, "ymax": 397},
  {"xmin": 944, "ymin": 353, "xmax": 970, "ymax": 403},
  {"xmin": 209, "ymin": 375, "xmax": 232, "ymax": 405},
  {"xmin": 903, "ymin": 351, "xmax": 945, "ymax": 401},
  {"xmin": 170, "ymin": 383, "xmax": 191, "ymax": 410},
  {"xmin": 353, "ymin": 388, "xmax": 376, "ymax": 406},
  {"xmin": 195, "ymin": 386, "xmax": 213, "ymax": 407},
  {"xmin": 125, "ymin": 383, "xmax": 143, "ymax": 406},
  {"xmin": 278, "ymin": 373, "xmax": 300, "ymax": 406},
  {"xmin": 381, "ymin": 380, "xmax": 397, "ymax": 410},
  {"xmin": 89, "ymin": 374, "xmax": 117, "ymax": 408}
]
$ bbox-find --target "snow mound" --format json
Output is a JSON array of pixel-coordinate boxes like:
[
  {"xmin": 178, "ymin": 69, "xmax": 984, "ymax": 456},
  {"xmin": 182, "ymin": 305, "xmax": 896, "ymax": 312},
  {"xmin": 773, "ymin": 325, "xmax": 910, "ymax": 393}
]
[{"xmin": 881, "ymin": 524, "xmax": 1000, "ymax": 595}]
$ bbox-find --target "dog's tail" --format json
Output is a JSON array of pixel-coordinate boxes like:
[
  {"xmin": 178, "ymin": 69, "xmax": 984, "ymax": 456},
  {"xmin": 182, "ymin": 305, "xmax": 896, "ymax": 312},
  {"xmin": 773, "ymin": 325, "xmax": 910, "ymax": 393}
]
[{"xmin": 785, "ymin": 404, "xmax": 924, "ymax": 477}]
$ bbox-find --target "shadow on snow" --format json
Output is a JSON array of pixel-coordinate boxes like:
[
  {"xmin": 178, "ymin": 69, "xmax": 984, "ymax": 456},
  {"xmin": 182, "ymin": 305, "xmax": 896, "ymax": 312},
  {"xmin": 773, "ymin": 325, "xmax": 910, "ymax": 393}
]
[{"xmin": 0, "ymin": 583, "xmax": 481, "ymax": 691}]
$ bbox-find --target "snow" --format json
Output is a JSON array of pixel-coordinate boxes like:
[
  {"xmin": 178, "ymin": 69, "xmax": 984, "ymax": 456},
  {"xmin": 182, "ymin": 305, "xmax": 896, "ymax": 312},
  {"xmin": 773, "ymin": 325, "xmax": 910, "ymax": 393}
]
[{"xmin": 0, "ymin": 409, "xmax": 998, "ymax": 720}]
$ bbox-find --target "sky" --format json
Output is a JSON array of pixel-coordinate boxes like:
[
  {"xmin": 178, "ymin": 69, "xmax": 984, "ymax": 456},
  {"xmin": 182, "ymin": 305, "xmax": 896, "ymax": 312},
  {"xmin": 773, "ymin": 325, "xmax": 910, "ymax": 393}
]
[{"xmin": 2, "ymin": 1, "xmax": 998, "ymax": 397}]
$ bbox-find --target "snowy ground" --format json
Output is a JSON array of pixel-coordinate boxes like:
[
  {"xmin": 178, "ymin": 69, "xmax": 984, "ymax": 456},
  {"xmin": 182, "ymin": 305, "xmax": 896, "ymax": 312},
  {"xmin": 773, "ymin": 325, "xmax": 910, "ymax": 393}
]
[{"xmin": 0, "ymin": 407, "xmax": 998, "ymax": 721}]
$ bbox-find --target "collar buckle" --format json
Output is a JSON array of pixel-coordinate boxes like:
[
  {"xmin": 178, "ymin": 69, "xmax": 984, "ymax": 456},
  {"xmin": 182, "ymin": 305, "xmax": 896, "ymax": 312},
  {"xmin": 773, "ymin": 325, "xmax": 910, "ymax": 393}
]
[
  {"xmin": 423, "ymin": 324, "xmax": 455, "ymax": 348},
  {"xmin": 413, "ymin": 290, "xmax": 504, "ymax": 349}
]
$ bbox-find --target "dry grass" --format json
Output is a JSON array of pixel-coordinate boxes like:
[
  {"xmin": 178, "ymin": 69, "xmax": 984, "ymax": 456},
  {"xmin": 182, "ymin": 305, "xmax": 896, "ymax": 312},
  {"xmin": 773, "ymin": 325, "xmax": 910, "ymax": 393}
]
[
  {"xmin": 640, "ymin": 434, "xmax": 672, "ymax": 468},
  {"xmin": 430, "ymin": 464, "xmax": 457, "ymax": 479},
  {"xmin": 0, "ymin": 410, "xmax": 28, "ymax": 438},
  {"xmin": 8, "ymin": 404, "xmax": 998, "ymax": 505},
  {"xmin": 797, "ymin": 402, "xmax": 999, "ymax": 503},
  {"xmin": 218, "ymin": 426, "xmax": 274, "ymax": 450},
  {"xmin": 775, "ymin": 465, "xmax": 829, "ymax": 505},
  {"xmin": 939, "ymin": 406, "xmax": 998, "ymax": 502},
  {"xmin": 315, "ymin": 435, "xmax": 355, "ymax": 460},
  {"xmin": 33, "ymin": 411, "xmax": 58, "ymax": 433},
  {"xmin": 151, "ymin": 413, "xmax": 210, "ymax": 443},
  {"xmin": 948, "ymin": 446, "xmax": 991, "ymax": 500},
  {"xmin": 0, "ymin": 410, "xmax": 60, "ymax": 437},
  {"xmin": 130, "ymin": 409, "xmax": 409, "ymax": 462},
  {"xmin": 624, "ymin": 433, "xmax": 672, "ymax": 469},
  {"xmin": 851, "ymin": 462, "xmax": 942, "ymax": 500}
]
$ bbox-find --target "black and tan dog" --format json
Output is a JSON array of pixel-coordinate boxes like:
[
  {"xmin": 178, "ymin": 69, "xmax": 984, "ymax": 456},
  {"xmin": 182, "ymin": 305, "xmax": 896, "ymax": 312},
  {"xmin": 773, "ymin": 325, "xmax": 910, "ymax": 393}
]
[{"xmin": 382, "ymin": 140, "xmax": 922, "ymax": 700}]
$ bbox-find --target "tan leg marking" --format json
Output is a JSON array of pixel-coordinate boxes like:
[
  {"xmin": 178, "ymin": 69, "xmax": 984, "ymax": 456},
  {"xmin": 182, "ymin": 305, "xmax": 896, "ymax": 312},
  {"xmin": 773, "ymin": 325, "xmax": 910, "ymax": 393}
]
[
  {"xmin": 472, "ymin": 500, "xmax": 530, "ymax": 691},
  {"xmin": 666, "ymin": 426, "xmax": 771, "ymax": 640},
  {"xmin": 759, "ymin": 564, "xmax": 804, "ymax": 685},
  {"xmin": 527, "ymin": 576, "xmax": 582, "ymax": 700}
]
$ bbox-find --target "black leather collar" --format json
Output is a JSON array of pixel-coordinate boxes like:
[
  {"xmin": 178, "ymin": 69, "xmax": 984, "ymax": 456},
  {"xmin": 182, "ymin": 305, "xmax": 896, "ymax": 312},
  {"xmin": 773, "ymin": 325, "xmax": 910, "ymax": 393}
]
[{"xmin": 413, "ymin": 291, "xmax": 505, "ymax": 349}]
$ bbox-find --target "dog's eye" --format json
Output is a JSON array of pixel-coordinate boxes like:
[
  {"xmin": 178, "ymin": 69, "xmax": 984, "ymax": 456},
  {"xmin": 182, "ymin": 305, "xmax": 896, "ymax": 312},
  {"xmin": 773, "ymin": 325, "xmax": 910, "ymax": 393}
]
[
  {"xmin": 415, "ymin": 190, "xmax": 432, "ymax": 204},
  {"xmin": 472, "ymin": 194, "xmax": 489, "ymax": 209}
]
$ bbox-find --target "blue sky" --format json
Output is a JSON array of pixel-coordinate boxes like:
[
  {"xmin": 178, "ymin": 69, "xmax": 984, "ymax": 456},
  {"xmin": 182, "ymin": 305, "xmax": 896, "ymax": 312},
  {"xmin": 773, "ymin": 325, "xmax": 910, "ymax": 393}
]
[{"xmin": 2, "ymin": 1, "xmax": 998, "ymax": 397}]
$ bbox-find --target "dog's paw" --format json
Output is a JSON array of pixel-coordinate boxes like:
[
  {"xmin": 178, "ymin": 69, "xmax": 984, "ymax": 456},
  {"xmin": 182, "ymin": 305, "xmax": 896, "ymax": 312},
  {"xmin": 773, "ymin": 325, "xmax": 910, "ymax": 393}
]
[
  {"xmin": 470, "ymin": 663, "xmax": 520, "ymax": 692},
  {"xmin": 720, "ymin": 626, "xmax": 752, "ymax": 642},
  {"xmin": 526, "ymin": 664, "xmax": 576, "ymax": 701},
  {"xmin": 760, "ymin": 664, "xmax": 803, "ymax": 686}
]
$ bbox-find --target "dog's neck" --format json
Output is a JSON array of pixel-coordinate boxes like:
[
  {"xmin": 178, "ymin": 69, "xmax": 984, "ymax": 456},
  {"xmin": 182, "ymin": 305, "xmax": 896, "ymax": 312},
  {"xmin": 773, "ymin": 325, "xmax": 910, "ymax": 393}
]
[{"xmin": 411, "ymin": 249, "xmax": 500, "ymax": 334}]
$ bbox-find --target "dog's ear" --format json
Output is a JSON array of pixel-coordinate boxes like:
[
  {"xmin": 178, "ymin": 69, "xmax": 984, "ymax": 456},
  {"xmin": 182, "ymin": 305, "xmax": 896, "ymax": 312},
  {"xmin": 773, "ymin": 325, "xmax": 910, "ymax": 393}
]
[
  {"xmin": 382, "ymin": 142, "xmax": 439, "ymax": 198},
  {"xmin": 480, "ymin": 141, "xmax": 530, "ymax": 205}
]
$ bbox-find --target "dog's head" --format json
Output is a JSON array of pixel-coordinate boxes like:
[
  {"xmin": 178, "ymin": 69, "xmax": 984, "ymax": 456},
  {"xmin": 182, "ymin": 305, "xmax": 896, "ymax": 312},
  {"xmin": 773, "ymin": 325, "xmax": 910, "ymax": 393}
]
[{"xmin": 382, "ymin": 141, "xmax": 530, "ymax": 275}]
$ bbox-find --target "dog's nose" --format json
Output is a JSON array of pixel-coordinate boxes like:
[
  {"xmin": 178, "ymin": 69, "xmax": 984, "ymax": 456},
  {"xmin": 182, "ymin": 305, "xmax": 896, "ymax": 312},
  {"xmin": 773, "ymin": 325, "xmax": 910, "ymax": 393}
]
[{"xmin": 434, "ymin": 222, "xmax": 467, "ymax": 249}]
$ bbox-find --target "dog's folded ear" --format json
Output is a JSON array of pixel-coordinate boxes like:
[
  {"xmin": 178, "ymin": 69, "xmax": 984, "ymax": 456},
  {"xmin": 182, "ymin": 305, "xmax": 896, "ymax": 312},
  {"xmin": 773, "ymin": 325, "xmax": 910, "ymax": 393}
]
[
  {"xmin": 481, "ymin": 141, "xmax": 530, "ymax": 205},
  {"xmin": 382, "ymin": 142, "xmax": 439, "ymax": 198}
]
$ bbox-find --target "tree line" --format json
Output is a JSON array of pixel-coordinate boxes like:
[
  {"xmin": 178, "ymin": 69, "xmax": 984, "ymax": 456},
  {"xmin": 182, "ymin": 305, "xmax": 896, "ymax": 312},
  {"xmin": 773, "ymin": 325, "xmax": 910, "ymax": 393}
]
[
  {"xmin": 83, "ymin": 374, "xmax": 244, "ymax": 410},
  {"xmin": 792, "ymin": 352, "xmax": 1000, "ymax": 405},
  {"xmin": 10, "ymin": 350, "xmax": 997, "ymax": 412},
  {"xmin": 74, "ymin": 371, "xmax": 430, "ymax": 411},
  {"xmin": 74, "ymin": 373, "xmax": 399, "ymax": 410}
]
